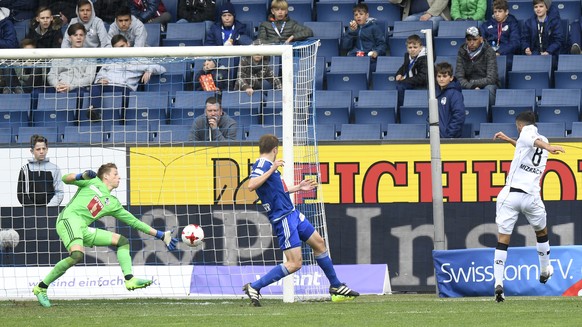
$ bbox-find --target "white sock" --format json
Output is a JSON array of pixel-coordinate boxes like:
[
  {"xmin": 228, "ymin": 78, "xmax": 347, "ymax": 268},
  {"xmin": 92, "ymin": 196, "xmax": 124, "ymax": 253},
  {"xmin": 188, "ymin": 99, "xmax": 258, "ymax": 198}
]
[
  {"xmin": 494, "ymin": 249, "xmax": 507, "ymax": 287},
  {"xmin": 537, "ymin": 241, "xmax": 550, "ymax": 271}
]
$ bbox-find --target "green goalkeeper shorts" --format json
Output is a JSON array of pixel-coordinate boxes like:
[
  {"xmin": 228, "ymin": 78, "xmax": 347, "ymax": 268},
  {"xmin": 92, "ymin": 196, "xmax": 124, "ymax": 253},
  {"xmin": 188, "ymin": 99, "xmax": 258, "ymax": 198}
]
[{"xmin": 56, "ymin": 218, "xmax": 113, "ymax": 250}]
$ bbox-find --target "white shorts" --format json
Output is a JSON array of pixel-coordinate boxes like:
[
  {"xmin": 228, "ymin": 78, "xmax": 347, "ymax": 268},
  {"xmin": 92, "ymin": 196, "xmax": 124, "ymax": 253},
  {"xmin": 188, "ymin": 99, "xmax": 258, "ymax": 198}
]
[{"xmin": 495, "ymin": 186, "xmax": 547, "ymax": 234}]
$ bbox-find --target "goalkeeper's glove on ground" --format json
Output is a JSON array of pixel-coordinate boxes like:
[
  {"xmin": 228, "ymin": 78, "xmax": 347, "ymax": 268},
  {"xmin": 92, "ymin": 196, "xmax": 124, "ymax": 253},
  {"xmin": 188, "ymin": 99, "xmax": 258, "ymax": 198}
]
[
  {"xmin": 76, "ymin": 170, "xmax": 97, "ymax": 180},
  {"xmin": 156, "ymin": 230, "xmax": 178, "ymax": 250}
]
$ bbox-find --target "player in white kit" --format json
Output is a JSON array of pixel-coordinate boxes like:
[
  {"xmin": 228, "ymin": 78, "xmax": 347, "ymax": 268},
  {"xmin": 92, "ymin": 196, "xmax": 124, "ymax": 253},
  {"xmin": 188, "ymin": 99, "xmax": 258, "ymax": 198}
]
[{"xmin": 492, "ymin": 111, "xmax": 565, "ymax": 302}]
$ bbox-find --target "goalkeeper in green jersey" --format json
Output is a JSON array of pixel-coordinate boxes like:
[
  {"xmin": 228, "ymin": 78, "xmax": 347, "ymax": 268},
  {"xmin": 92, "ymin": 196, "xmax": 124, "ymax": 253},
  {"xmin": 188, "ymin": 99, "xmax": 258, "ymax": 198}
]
[{"xmin": 33, "ymin": 163, "xmax": 178, "ymax": 308}]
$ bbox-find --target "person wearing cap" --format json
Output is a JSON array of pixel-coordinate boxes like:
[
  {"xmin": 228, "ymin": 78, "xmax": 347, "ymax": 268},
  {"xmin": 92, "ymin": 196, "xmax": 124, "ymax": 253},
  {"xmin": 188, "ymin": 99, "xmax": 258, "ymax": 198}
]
[
  {"xmin": 177, "ymin": 0, "xmax": 216, "ymax": 23},
  {"xmin": 389, "ymin": 0, "xmax": 450, "ymax": 32},
  {"xmin": 455, "ymin": 26, "xmax": 499, "ymax": 105},
  {"xmin": 520, "ymin": 0, "xmax": 563, "ymax": 67},
  {"xmin": 258, "ymin": 0, "xmax": 313, "ymax": 44},
  {"xmin": 205, "ymin": 2, "xmax": 252, "ymax": 46}
]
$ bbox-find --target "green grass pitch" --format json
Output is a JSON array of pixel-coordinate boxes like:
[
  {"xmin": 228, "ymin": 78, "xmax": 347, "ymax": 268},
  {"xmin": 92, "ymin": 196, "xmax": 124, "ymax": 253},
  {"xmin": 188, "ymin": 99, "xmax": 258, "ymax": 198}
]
[{"xmin": 1, "ymin": 294, "xmax": 580, "ymax": 326}]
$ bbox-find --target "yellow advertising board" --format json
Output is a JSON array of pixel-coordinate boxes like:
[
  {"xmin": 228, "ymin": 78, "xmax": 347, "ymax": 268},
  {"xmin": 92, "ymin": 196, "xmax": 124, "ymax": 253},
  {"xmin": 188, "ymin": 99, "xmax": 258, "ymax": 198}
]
[{"xmin": 129, "ymin": 142, "xmax": 581, "ymax": 205}]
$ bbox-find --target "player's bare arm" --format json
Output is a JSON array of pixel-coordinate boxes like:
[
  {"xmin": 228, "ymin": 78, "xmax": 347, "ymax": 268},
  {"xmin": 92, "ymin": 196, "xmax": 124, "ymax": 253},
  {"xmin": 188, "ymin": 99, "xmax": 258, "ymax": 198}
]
[
  {"xmin": 248, "ymin": 159, "xmax": 284, "ymax": 191},
  {"xmin": 534, "ymin": 139, "xmax": 565, "ymax": 155},
  {"xmin": 287, "ymin": 179, "xmax": 318, "ymax": 193},
  {"xmin": 493, "ymin": 131, "xmax": 516, "ymax": 147}
]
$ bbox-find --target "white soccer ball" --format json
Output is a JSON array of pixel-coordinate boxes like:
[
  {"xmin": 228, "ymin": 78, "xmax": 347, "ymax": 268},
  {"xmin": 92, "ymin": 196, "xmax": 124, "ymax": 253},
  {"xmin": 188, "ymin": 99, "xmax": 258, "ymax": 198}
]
[
  {"xmin": 0, "ymin": 229, "xmax": 20, "ymax": 249},
  {"xmin": 181, "ymin": 224, "xmax": 204, "ymax": 247}
]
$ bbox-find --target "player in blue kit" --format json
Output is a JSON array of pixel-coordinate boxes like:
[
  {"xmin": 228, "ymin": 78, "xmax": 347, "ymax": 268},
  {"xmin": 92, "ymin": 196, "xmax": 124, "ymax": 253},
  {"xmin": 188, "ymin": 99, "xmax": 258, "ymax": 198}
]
[{"xmin": 243, "ymin": 134, "xmax": 359, "ymax": 307}]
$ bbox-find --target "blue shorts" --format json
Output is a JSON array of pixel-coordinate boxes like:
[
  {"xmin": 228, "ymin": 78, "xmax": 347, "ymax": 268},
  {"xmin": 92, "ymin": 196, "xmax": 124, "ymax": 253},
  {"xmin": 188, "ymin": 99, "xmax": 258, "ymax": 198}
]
[{"xmin": 273, "ymin": 210, "xmax": 315, "ymax": 250}]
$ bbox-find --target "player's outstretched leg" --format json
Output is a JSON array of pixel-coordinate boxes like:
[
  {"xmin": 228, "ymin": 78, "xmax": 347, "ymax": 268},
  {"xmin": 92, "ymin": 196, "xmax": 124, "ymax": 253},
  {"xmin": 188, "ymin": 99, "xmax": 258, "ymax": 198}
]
[
  {"xmin": 32, "ymin": 285, "xmax": 51, "ymax": 308},
  {"xmin": 243, "ymin": 283, "xmax": 262, "ymax": 307},
  {"xmin": 329, "ymin": 283, "xmax": 360, "ymax": 302},
  {"xmin": 494, "ymin": 285, "xmax": 505, "ymax": 303},
  {"xmin": 125, "ymin": 277, "xmax": 153, "ymax": 291}
]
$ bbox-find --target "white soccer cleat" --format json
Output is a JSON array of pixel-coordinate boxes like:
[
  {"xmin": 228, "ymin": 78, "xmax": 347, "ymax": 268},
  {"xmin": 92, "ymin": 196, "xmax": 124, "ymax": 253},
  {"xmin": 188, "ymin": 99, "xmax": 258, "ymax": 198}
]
[{"xmin": 540, "ymin": 265, "xmax": 554, "ymax": 284}]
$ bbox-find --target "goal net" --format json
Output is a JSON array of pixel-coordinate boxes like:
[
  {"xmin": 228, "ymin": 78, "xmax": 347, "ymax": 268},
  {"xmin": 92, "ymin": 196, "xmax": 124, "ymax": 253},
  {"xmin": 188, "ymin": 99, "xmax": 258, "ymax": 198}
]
[{"xmin": 0, "ymin": 41, "xmax": 329, "ymax": 302}]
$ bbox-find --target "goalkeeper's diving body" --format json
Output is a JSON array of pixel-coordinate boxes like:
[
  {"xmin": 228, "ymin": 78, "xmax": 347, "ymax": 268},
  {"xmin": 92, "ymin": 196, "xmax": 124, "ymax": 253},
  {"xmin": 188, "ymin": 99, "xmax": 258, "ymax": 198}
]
[
  {"xmin": 32, "ymin": 163, "xmax": 178, "ymax": 307},
  {"xmin": 243, "ymin": 134, "xmax": 359, "ymax": 306}
]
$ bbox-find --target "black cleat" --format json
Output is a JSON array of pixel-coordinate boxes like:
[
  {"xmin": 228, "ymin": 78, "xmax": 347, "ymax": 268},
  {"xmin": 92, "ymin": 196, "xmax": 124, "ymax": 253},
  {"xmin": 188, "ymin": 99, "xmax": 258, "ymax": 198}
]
[
  {"xmin": 495, "ymin": 285, "xmax": 505, "ymax": 303},
  {"xmin": 243, "ymin": 283, "xmax": 261, "ymax": 307},
  {"xmin": 330, "ymin": 283, "xmax": 360, "ymax": 302}
]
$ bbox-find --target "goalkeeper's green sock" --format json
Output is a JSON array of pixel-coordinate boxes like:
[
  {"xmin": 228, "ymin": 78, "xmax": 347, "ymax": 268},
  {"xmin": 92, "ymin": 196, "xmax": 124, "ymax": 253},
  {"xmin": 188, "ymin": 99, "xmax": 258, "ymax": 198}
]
[
  {"xmin": 116, "ymin": 236, "xmax": 132, "ymax": 276},
  {"xmin": 42, "ymin": 251, "xmax": 84, "ymax": 285}
]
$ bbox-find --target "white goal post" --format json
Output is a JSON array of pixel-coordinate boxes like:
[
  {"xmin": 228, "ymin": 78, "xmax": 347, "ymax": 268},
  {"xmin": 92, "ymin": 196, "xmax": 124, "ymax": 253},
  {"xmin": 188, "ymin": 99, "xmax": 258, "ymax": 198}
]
[{"xmin": 0, "ymin": 41, "xmax": 330, "ymax": 302}]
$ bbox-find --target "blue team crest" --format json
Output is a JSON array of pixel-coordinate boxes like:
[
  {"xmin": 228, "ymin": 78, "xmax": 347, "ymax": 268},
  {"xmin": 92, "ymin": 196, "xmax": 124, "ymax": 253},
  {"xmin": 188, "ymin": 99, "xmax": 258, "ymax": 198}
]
[{"xmin": 441, "ymin": 97, "xmax": 447, "ymax": 105}]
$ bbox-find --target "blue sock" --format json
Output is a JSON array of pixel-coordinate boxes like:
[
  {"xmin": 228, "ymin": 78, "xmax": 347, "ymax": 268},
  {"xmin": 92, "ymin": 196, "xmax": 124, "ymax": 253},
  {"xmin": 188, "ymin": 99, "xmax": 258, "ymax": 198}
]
[
  {"xmin": 251, "ymin": 264, "xmax": 290, "ymax": 290},
  {"xmin": 316, "ymin": 251, "xmax": 341, "ymax": 288}
]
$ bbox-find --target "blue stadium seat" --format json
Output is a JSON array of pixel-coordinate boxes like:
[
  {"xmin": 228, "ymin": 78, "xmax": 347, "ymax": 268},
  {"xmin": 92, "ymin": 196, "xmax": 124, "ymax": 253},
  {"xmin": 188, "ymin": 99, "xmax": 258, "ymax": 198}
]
[
  {"xmin": 153, "ymin": 124, "xmax": 192, "ymax": 142},
  {"xmin": 246, "ymin": 124, "xmax": 282, "ymax": 141},
  {"xmin": 537, "ymin": 89, "xmax": 580, "ymax": 132},
  {"xmin": 33, "ymin": 93, "xmax": 77, "ymax": 127},
  {"xmin": 304, "ymin": 21, "xmax": 342, "ymax": 65},
  {"xmin": 63, "ymin": 126, "xmax": 106, "ymax": 143},
  {"xmin": 339, "ymin": 123, "xmax": 383, "ymax": 140},
  {"xmin": 389, "ymin": 21, "xmax": 432, "ymax": 56},
  {"xmin": 326, "ymin": 56, "xmax": 370, "ymax": 96},
  {"xmin": 162, "ymin": 61, "xmax": 195, "ymax": 83},
  {"xmin": 313, "ymin": 123, "xmax": 337, "ymax": 141},
  {"xmin": 553, "ymin": 0, "xmax": 581, "ymax": 23},
  {"xmin": 79, "ymin": 92, "xmax": 123, "ymax": 131},
  {"xmin": 17, "ymin": 126, "xmax": 60, "ymax": 143},
  {"xmin": 263, "ymin": 89, "xmax": 283, "ymax": 125},
  {"xmin": 145, "ymin": 74, "xmax": 185, "ymax": 97},
  {"xmin": 497, "ymin": 55, "xmax": 507, "ymax": 88},
  {"xmin": 316, "ymin": 0, "xmax": 358, "ymax": 24},
  {"xmin": 555, "ymin": 55, "xmax": 582, "ymax": 89},
  {"xmin": 557, "ymin": 54, "xmax": 582, "ymax": 71},
  {"xmin": 479, "ymin": 123, "xmax": 518, "ymax": 139},
  {"xmin": 354, "ymin": 90, "xmax": 397, "ymax": 133},
  {"xmin": 371, "ymin": 56, "xmax": 402, "ymax": 90},
  {"xmin": 314, "ymin": 90, "xmax": 352, "ymax": 132},
  {"xmin": 399, "ymin": 89, "xmax": 428, "ymax": 124},
  {"xmin": 287, "ymin": 0, "xmax": 313, "ymax": 23},
  {"xmin": 315, "ymin": 56, "xmax": 325, "ymax": 90},
  {"xmin": 438, "ymin": 20, "xmax": 478, "ymax": 37},
  {"xmin": 507, "ymin": 0, "xmax": 532, "ymax": 21},
  {"xmin": 435, "ymin": 21, "xmax": 478, "ymax": 56},
  {"xmin": 462, "ymin": 89, "xmax": 489, "ymax": 135},
  {"xmin": 125, "ymin": 91, "xmax": 169, "ymax": 127},
  {"xmin": 434, "ymin": 37, "xmax": 465, "ymax": 56},
  {"xmin": 0, "ymin": 93, "xmax": 31, "ymax": 128},
  {"xmin": 385, "ymin": 123, "xmax": 427, "ymax": 139},
  {"xmin": 104, "ymin": 125, "xmax": 152, "ymax": 144},
  {"xmin": 163, "ymin": 23, "xmax": 206, "ymax": 46},
  {"xmin": 144, "ymin": 23, "xmax": 161, "ymax": 46},
  {"xmin": 435, "ymin": 56, "xmax": 457, "ymax": 75},
  {"xmin": 491, "ymin": 89, "xmax": 536, "ymax": 123},
  {"xmin": 536, "ymin": 122, "xmax": 567, "ymax": 138},
  {"xmin": 508, "ymin": 55, "xmax": 552, "ymax": 96},
  {"xmin": 570, "ymin": 122, "xmax": 582, "ymax": 137},
  {"xmin": 170, "ymin": 91, "xmax": 214, "ymax": 125},
  {"xmin": 230, "ymin": 0, "xmax": 267, "ymax": 25},
  {"xmin": 363, "ymin": 0, "xmax": 401, "ymax": 31},
  {"xmin": 0, "ymin": 127, "xmax": 12, "ymax": 143},
  {"xmin": 221, "ymin": 91, "xmax": 261, "ymax": 128},
  {"xmin": 163, "ymin": 0, "xmax": 179, "ymax": 23}
]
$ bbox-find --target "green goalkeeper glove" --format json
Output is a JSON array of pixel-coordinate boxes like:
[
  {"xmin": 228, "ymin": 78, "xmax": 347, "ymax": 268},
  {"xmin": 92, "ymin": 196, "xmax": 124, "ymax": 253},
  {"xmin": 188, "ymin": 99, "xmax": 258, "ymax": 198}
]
[
  {"xmin": 75, "ymin": 170, "xmax": 97, "ymax": 180},
  {"xmin": 156, "ymin": 230, "xmax": 178, "ymax": 250}
]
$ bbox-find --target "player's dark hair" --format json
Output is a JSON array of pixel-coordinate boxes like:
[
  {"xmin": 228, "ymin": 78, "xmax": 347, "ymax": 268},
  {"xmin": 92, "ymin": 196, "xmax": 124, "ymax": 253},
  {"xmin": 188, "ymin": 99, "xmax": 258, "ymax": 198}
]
[
  {"xmin": 205, "ymin": 96, "xmax": 221, "ymax": 107},
  {"xmin": 98, "ymin": 163, "xmax": 118, "ymax": 180},
  {"xmin": 436, "ymin": 62, "xmax": 453, "ymax": 76},
  {"xmin": 406, "ymin": 34, "xmax": 422, "ymax": 45},
  {"xmin": 353, "ymin": 3, "xmax": 368, "ymax": 13},
  {"xmin": 259, "ymin": 134, "xmax": 279, "ymax": 154},
  {"xmin": 516, "ymin": 111, "xmax": 536, "ymax": 125},
  {"xmin": 20, "ymin": 38, "xmax": 36, "ymax": 48},
  {"xmin": 532, "ymin": 0, "xmax": 546, "ymax": 7},
  {"xmin": 30, "ymin": 135, "xmax": 48, "ymax": 149},
  {"xmin": 111, "ymin": 34, "xmax": 128, "ymax": 46},
  {"xmin": 115, "ymin": 5, "xmax": 132, "ymax": 18},
  {"xmin": 493, "ymin": 0, "xmax": 509, "ymax": 11},
  {"xmin": 67, "ymin": 22, "xmax": 86, "ymax": 36}
]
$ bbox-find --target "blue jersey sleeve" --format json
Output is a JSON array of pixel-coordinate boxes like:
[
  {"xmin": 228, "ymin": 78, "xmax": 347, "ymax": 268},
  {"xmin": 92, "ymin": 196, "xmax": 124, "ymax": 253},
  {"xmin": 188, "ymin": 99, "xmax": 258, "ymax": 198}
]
[{"xmin": 250, "ymin": 158, "xmax": 272, "ymax": 178}]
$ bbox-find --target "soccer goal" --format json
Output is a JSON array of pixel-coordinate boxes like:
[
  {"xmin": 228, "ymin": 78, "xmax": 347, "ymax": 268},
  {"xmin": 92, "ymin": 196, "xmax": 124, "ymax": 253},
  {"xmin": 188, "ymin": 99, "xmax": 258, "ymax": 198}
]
[{"xmin": 0, "ymin": 41, "xmax": 330, "ymax": 302}]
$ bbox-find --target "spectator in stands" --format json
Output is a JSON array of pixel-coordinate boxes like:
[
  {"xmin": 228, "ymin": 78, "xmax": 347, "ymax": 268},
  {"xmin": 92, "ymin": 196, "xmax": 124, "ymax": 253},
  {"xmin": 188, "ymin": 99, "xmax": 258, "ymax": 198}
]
[
  {"xmin": 17, "ymin": 134, "xmax": 64, "ymax": 207},
  {"xmin": 450, "ymin": 0, "xmax": 486, "ymax": 21},
  {"xmin": 38, "ymin": 0, "xmax": 77, "ymax": 26},
  {"xmin": 193, "ymin": 59, "xmax": 228, "ymax": 92},
  {"xmin": 395, "ymin": 34, "xmax": 428, "ymax": 107},
  {"xmin": 189, "ymin": 96, "xmax": 237, "ymax": 141},
  {"xmin": 235, "ymin": 40, "xmax": 282, "ymax": 96},
  {"xmin": 456, "ymin": 26, "xmax": 498, "ymax": 105},
  {"xmin": 26, "ymin": 6, "xmax": 63, "ymax": 49},
  {"xmin": 480, "ymin": 0, "xmax": 520, "ymax": 68},
  {"xmin": 94, "ymin": 0, "xmax": 126, "ymax": 24},
  {"xmin": 205, "ymin": 2, "xmax": 252, "ymax": 46},
  {"xmin": 389, "ymin": 0, "xmax": 451, "ymax": 32},
  {"xmin": 17, "ymin": 38, "xmax": 48, "ymax": 93},
  {"xmin": 46, "ymin": 23, "xmax": 97, "ymax": 96},
  {"xmin": 62, "ymin": 0, "xmax": 111, "ymax": 48},
  {"xmin": 177, "ymin": 0, "xmax": 215, "ymax": 23},
  {"xmin": 521, "ymin": 0, "xmax": 563, "ymax": 68},
  {"xmin": 129, "ymin": 0, "xmax": 172, "ymax": 27},
  {"xmin": 435, "ymin": 62, "xmax": 465, "ymax": 138},
  {"xmin": 258, "ymin": 0, "xmax": 313, "ymax": 44},
  {"xmin": 0, "ymin": 0, "xmax": 37, "ymax": 23},
  {"xmin": 86, "ymin": 34, "xmax": 165, "ymax": 121},
  {"xmin": 340, "ymin": 3, "xmax": 387, "ymax": 72},
  {"xmin": 108, "ymin": 6, "xmax": 147, "ymax": 47},
  {"xmin": 0, "ymin": 7, "xmax": 23, "ymax": 94}
]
